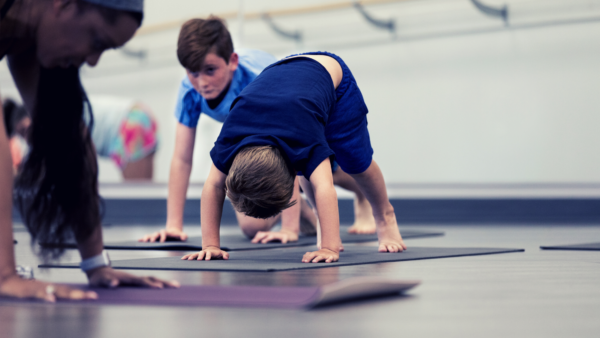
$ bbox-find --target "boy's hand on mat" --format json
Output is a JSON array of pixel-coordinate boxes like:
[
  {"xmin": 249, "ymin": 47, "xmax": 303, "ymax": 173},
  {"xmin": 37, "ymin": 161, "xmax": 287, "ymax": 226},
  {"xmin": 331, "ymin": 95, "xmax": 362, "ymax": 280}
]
[
  {"xmin": 138, "ymin": 227, "xmax": 188, "ymax": 243},
  {"xmin": 302, "ymin": 248, "xmax": 339, "ymax": 263},
  {"xmin": 87, "ymin": 267, "xmax": 180, "ymax": 289},
  {"xmin": 0, "ymin": 274, "xmax": 98, "ymax": 302},
  {"xmin": 251, "ymin": 229, "xmax": 299, "ymax": 244},
  {"xmin": 181, "ymin": 246, "xmax": 229, "ymax": 261}
]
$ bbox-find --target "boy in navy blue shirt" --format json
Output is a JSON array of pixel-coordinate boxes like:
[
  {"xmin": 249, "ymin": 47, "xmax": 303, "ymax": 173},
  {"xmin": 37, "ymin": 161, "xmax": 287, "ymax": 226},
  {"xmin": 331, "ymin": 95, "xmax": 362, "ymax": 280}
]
[
  {"xmin": 182, "ymin": 52, "xmax": 405, "ymax": 263},
  {"xmin": 140, "ymin": 18, "xmax": 378, "ymax": 246}
]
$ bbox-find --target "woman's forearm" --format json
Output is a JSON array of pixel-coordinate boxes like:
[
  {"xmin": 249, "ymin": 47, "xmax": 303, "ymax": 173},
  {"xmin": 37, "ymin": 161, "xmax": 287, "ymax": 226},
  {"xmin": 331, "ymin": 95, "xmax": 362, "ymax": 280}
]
[
  {"xmin": 0, "ymin": 102, "xmax": 17, "ymax": 282},
  {"xmin": 76, "ymin": 223, "xmax": 104, "ymax": 261}
]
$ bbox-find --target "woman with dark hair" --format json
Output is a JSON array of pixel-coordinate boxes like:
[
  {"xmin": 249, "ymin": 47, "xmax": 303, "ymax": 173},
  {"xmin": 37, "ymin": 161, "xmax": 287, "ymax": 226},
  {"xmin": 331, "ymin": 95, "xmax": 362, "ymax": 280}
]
[{"xmin": 0, "ymin": 0, "xmax": 178, "ymax": 302}]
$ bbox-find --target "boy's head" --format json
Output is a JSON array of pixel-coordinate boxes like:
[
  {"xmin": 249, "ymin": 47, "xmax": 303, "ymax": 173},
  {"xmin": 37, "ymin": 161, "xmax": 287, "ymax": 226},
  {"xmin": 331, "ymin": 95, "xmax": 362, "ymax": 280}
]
[
  {"xmin": 226, "ymin": 146, "xmax": 296, "ymax": 219},
  {"xmin": 177, "ymin": 17, "xmax": 239, "ymax": 100}
]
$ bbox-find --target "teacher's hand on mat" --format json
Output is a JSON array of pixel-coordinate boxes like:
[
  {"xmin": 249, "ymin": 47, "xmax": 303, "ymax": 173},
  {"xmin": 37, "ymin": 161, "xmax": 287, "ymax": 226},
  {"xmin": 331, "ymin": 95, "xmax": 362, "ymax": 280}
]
[
  {"xmin": 0, "ymin": 274, "xmax": 98, "ymax": 302},
  {"xmin": 181, "ymin": 246, "xmax": 229, "ymax": 261},
  {"xmin": 251, "ymin": 229, "xmax": 299, "ymax": 244},
  {"xmin": 302, "ymin": 248, "xmax": 339, "ymax": 263},
  {"xmin": 87, "ymin": 266, "xmax": 180, "ymax": 289},
  {"xmin": 138, "ymin": 227, "xmax": 188, "ymax": 243}
]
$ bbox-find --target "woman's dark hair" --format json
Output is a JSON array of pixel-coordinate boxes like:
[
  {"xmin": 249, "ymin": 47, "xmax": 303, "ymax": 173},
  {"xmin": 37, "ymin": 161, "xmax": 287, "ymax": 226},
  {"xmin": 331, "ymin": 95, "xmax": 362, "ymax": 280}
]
[
  {"xmin": 78, "ymin": 1, "xmax": 144, "ymax": 26},
  {"xmin": 15, "ymin": 67, "xmax": 100, "ymax": 260}
]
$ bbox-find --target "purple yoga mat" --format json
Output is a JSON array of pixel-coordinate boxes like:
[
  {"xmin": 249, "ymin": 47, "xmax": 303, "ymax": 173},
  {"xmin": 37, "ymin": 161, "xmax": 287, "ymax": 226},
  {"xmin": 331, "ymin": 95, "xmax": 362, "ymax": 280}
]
[
  {"xmin": 69, "ymin": 284, "xmax": 322, "ymax": 308},
  {"xmin": 1, "ymin": 278, "xmax": 419, "ymax": 309}
]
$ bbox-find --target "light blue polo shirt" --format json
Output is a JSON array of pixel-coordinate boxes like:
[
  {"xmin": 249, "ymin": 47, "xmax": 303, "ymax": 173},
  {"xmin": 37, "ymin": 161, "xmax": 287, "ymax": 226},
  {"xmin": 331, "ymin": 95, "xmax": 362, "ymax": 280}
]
[{"xmin": 174, "ymin": 49, "xmax": 277, "ymax": 127}]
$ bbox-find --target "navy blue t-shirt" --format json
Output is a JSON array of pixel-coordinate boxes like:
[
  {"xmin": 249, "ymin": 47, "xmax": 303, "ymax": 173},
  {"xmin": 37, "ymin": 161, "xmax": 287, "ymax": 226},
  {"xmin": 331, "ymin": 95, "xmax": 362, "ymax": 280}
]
[{"xmin": 210, "ymin": 57, "xmax": 336, "ymax": 179}]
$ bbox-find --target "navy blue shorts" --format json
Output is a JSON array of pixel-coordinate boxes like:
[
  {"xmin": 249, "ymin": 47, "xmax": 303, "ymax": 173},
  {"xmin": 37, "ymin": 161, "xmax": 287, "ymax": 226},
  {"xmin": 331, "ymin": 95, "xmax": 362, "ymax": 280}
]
[{"xmin": 295, "ymin": 52, "xmax": 374, "ymax": 175}]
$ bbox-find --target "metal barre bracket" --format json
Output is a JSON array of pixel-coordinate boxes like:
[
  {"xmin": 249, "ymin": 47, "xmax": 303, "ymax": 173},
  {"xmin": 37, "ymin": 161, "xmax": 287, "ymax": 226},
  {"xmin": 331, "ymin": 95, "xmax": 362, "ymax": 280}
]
[
  {"xmin": 261, "ymin": 13, "xmax": 302, "ymax": 43},
  {"xmin": 120, "ymin": 47, "xmax": 147, "ymax": 60},
  {"xmin": 353, "ymin": 2, "xmax": 395, "ymax": 34},
  {"xmin": 470, "ymin": 0, "xmax": 509, "ymax": 26}
]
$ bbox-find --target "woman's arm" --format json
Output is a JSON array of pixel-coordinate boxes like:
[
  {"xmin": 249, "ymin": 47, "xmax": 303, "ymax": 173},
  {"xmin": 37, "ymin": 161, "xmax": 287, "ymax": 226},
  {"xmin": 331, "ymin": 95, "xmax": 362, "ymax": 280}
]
[
  {"xmin": 0, "ymin": 93, "xmax": 98, "ymax": 301},
  {"xmin": 139, "ymin": 122, "xmax": 197, "ymax": 242},
  {"xmin": 0, "ymin": 95, "xmax": 17, "ymax": 288},
  {"xmin": 79, "ymin": 224, "xmax": 179, "ymax": 288}
]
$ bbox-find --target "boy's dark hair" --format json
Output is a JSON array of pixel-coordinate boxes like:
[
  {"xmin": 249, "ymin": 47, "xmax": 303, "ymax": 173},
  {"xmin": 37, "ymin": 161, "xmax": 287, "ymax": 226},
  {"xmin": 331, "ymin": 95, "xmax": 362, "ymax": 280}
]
[
  {"xmin": 226, "ymin": 146, "xmax": 296, "ymax": 219},
  {"xmin": 177, "ymin": 16, "xmax": 234, "ymax": 72}
]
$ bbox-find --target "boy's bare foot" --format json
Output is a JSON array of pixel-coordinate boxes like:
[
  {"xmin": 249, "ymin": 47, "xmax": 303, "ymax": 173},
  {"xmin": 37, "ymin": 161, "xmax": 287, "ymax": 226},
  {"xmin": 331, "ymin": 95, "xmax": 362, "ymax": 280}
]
[
  {"xmin": 376, "ymin": 213, "xmax": 407, "ymax": 253},
  {"xmin": 299, "ymin": 197, "xmax": 318, "ymax": 236},
  {"xmin": 347, "ymin": 197, "xmax": 376, "ymax": 234}
]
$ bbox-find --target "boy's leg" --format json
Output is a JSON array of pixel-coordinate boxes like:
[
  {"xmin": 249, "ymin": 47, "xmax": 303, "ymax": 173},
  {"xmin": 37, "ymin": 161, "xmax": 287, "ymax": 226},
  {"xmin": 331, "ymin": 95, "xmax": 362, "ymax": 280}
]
[
  {"xmin": 350, "ymin": 160, "xmax": 406, "ymax": 252},
  {"xmin": 299, "ymin": 197, "xmax": 318, "ymax": 236},
  {"xmin": 122, "ymin": 152, "xmax": 154, "ymax": 180},
  {"xmin": 332, "ymin": 168, "xmax": 376, "ymax": 234}
]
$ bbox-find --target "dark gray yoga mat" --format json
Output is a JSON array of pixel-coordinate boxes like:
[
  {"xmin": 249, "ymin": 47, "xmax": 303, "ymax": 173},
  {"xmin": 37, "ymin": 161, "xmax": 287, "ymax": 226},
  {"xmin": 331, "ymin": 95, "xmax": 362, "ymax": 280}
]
[
  {"xmin": 40, "ymin": 244, "xmax": 524, "ymax": 272},
  {"xmin": 540, "ymin": 242, "xmax": 600, "ymax": 251},
  {"xmin": 0, "ymin": 278, "xmax": 419, "ymax": 309},
  {"xmin": 44, "ymin": 227, "xmax": 444, "ymax": 251}
]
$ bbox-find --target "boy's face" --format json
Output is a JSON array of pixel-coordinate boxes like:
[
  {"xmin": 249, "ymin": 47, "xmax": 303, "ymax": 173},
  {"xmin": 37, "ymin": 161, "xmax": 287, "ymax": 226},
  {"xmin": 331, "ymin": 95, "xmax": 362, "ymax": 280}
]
[{"xmin": 187, "ymin": 52, "xmax": 239, "ymax": 100}]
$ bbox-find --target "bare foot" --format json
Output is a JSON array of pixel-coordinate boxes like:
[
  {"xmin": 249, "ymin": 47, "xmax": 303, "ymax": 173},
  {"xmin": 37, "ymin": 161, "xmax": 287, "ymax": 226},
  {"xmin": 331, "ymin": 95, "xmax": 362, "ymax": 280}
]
[
  {"xmin": 347, "ymin": 197, "xmax": 377, "ymax": 234},
  {"xmin": 376, "ymin": 213, "xmax": 407, "ymax": 253},
  {"xmin": 299, "ymin": 197, "xmax": 318, "ymax": 236}
]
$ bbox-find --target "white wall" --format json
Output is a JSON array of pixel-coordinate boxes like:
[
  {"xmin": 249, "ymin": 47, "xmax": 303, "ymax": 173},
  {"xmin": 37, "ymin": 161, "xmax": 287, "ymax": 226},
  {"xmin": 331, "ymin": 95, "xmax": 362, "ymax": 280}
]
[{"xmin": 2, "ymin": 0, "xmax": 600, "ymax": 184}]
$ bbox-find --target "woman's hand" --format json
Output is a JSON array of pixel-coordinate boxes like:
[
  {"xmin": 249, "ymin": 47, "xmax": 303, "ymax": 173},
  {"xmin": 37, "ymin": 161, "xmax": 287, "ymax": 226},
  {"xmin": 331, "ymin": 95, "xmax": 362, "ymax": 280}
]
[
  {"xmin": 87, "ymin": 266, "xmax": 180, "ymax": 289},
  {"xmin": 0, "ymin": 274, "xmax": 98, "ymax": 302},
  {"xmin": 181, "ymin": 246, "xmax": 229, "ymax": 261}
]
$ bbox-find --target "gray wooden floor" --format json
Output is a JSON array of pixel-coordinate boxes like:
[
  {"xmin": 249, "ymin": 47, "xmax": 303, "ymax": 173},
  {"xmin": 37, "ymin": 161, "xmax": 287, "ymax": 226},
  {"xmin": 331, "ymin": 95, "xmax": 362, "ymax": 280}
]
[{"xmin": 3, "ymin": 224, "xmax": 600, "ymax": 338}]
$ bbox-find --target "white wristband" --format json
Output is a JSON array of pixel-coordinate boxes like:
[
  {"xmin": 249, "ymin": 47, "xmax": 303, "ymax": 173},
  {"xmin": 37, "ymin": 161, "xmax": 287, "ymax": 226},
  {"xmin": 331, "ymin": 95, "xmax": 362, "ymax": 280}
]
[{"xmin": 80, "ymin": 250, "xmax": 111, "ymax": 272}]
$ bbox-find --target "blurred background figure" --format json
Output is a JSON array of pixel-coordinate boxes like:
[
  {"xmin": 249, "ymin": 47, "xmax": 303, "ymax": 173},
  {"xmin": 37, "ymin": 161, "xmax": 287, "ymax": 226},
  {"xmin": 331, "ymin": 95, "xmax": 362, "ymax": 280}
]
[{"xmin": 2, "ymin": 96, "xmax": 158, "ymax": 180}]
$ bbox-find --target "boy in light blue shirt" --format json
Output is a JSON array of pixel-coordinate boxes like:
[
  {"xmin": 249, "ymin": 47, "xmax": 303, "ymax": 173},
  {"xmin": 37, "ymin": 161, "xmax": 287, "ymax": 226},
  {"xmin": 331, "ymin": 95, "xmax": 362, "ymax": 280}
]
[
  {"xmin": 174, "ymin": 48, "xmax": 276, "ymax": 126},
  {"xmin": 141, "ymin": 17, "xmax": 375, "ymax": 244}
]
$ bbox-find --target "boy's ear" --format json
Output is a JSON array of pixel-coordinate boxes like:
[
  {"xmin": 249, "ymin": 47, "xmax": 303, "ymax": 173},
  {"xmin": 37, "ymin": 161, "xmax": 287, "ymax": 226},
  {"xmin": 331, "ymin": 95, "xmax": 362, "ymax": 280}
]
[{"xmin": 228, "ymin": 53, "xmax": 239, "ymax": 71}]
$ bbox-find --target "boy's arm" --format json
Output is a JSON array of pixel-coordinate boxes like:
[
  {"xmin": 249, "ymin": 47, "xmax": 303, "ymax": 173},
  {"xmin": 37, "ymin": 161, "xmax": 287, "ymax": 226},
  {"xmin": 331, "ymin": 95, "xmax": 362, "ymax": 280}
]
[
  {"xmin": 302, "ymin": 159, "xmax": 342, "ymax": 263},
  {"xmin": 139, "ymin": 123, "xmax": 196, "ymax": 242},
  {"xmin": 182, "ymin": 164, "xmax": 229, "ymax": 261}
]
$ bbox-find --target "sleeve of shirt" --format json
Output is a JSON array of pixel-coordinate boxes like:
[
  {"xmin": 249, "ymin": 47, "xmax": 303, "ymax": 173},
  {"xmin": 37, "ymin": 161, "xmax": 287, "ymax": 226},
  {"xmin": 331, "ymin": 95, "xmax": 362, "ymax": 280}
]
[
  {"xmin": 236, "ymin": 49, "xmax": 278, "ymax": 75},
  {"xmin": 174, "ymin": 77, "xmax": 202, "ymax": 128}
]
